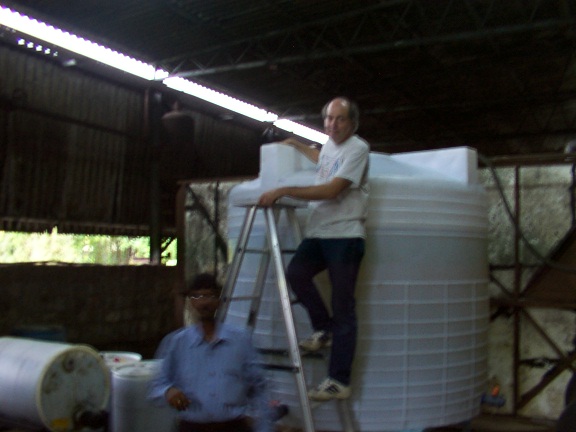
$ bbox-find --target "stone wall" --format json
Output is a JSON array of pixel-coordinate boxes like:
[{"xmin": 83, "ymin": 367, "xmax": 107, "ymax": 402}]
[
  {"xmin": 0, "ymin": 263, "xmax": 179, "ymax": 358},
  {"xmin": 481, "ymin": 163, "xmax": 576, "ymax": 420}
]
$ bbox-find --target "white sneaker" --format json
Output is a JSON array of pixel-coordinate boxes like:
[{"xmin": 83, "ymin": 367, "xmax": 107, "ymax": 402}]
[
  {"xmin": 308, "ymin": 377, "xmax": 351, "ymax": 401},
  {"xmin": 298, "ymin": 330, "xmax": 332, "ymax": 352}
]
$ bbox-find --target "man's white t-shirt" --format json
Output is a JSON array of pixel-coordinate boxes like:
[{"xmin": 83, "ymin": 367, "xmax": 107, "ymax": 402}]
[{"xmin": 305, "ymin": 135, "xmax": 370, "ymax": 239}]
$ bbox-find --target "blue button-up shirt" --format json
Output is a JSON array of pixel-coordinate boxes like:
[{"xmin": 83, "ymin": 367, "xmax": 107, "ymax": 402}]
[{"xmin": 148, "ymin": 323, "xmax": 273, "ymax": 432}]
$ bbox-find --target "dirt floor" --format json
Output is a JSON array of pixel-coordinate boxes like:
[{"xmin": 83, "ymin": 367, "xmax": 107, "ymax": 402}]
[
  {"xmin": 276, "ymin": 414, "xmax": 557, "ymax": 432},
  {"xmin": 426, "ymin": 414, "xmax": 555, "ymax": 431},
  {"xmin": 0, "ymin": 414, "xmax": 558, "ymax": 432}
]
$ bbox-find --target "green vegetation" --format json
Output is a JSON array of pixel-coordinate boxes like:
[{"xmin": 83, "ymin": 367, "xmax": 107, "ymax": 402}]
[{"xmin": 0, "ymin": 229, "xmax": 176, "ymax": 265}]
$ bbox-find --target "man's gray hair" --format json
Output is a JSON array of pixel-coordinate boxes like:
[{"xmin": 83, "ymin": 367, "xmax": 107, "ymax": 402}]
[{"xmin": 321, "ymin": 97, "xmax": 360, "ymax": 133}]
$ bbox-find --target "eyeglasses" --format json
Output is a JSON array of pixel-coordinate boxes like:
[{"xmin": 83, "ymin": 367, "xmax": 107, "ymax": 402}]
[{"xmin": 187, "ymin": 294, "xmax": 219, "ymax": 300}]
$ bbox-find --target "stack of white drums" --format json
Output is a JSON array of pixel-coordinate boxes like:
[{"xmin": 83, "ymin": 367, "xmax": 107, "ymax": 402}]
[
  {"xmin": 100, "ymin": 350, "xmax": 142, "ymax": 426},
  {"xmin": 226, "ymin": 144, "xmax": 489, "ymax": 432},
  {"xmin": 110, "ymin": 360, "xmax": 178, "ymax": 432},
  {"xmin": 99, "ymin": 351, "xmax": 178, "ymax": 432}
]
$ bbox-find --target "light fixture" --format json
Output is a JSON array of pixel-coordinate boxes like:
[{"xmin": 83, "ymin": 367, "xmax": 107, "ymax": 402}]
[
  {"xmin": 163, "ymin": 77, "xmax": 278, "ymax": 123},
  {"xmin": 0, "ymin": 5, "xmax": 327, "ymax": 144},
  {"xmin": 274, "ymin": 119, "xmax": 328, "ymax": 143},
  {"xmin": 16, "ymin": 37, "xmax": 57, "ymax": 57},
  {"xmin": 0, "ymin": 6, "xmax": 168, "ymax": 80}
]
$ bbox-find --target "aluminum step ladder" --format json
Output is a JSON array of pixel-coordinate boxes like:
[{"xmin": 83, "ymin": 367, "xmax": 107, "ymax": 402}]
[{"xmin": 218, "ymin": 204, "xmax": 355, "ymax": 432}]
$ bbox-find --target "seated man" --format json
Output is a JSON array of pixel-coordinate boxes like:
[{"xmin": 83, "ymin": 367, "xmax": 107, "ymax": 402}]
[{"xmin": 148, "ymin": 273, "xmax": 274, "ymax": 432}]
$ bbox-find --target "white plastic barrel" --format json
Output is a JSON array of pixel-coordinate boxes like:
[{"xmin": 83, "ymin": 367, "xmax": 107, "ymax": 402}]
[
  {"xmin": 0, "ymin": 337, "xmax": 110, "ymax": 432},
  {"xmin": 110, "ymin": 360, "xmax": 177, "ymax": 432},
  {"xmin": 101, "ymin": 351, "xmax": 142, "ymax": 370},
  {"xmin": 226, "ymin": 144, "xmax": 489, "ymax": 432},
  {"xmin": 100, "ymin": 350, "xmax": 142, "ymax": 418}
]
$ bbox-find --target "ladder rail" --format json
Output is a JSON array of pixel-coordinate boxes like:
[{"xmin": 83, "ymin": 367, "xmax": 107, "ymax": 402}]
[
  {"xmin": 337, "ymin": 400, "xmax": 356, "ymax": 432},
  {"xmin": 219, "ymin": 205, "xmax": 258, "ymax": 321},
  {"xmin": 247, "ymin": 207, "xmax": 294, "ymax": 327},
  {"xmin": 263, "ymin": 207, "xmax": 316, "ymax": 432},
  {"xmin": 246, "ymin": 238, "xmax": 272, "ymax": 327}
]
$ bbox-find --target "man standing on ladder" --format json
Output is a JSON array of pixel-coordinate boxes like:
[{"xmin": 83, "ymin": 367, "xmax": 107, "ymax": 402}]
[{"xmin": 258, "ymin": 96, "xmax": 370, "ymax": 402}]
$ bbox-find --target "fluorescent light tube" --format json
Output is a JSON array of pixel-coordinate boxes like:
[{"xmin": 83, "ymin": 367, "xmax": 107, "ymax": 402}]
[
  {"xmin": 164, "ymin": 77, "xmax": 278, "ymax": 123},
  {"xmin": 1, "ymin": 5, "xmax": 326, "ymax": 143},
  {"xmin": 0, "ymin": 6, "xmax": 168, "ymax": 80},
  {"xmin": 274, "ymin": 119, "xmax": 327, "ymax": 143}
]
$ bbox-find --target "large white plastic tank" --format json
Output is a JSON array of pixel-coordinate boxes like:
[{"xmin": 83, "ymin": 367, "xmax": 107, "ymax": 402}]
[
  {"xmin": 110, "ymin": 360, "xmax": 177, "ymax": 432},
  {"xmin": 0, "ymin": 337, "xmax": 110, "ymax": 432},
  {"xmin": 226, "ymin": 143, "xmax": 489, "ymax": 432}
]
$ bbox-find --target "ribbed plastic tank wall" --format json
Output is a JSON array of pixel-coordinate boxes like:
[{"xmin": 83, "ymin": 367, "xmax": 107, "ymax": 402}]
[{"xmin": 226, "ymin": 144, "xmax": 489, "ymax": 432}]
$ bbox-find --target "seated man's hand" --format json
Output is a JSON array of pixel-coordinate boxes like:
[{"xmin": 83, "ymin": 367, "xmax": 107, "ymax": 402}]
[{"xmin": 166, "ymin": 387, "xmax": 191, "ymax": 411}]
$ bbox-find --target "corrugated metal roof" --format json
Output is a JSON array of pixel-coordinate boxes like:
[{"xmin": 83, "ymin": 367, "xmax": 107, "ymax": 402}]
[
  {"xmin": 2, "ymin": 0, "xmax": 576, "ymax": 156},
  {"xmin": 0, "ymin": 43, "xmax": 261, "ymax": 236}
]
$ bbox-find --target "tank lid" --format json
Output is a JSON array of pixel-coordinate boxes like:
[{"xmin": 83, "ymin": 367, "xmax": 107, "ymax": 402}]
[{"xmin": 112, "ymin": 360, "xmax": 161, "ymax": 378}]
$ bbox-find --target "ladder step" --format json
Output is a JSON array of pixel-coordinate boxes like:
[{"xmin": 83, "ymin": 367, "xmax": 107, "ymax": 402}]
[
  {"xmin": 257, "ymin": 362, "xmax": 299, "ymax": 372},
  {"xmin": 224, "ymin": 296, "xmax": 300, "ymax": 304},
  {"xmin": 224, "ymin": 295, "xmax": 261, "ymax": 302},
  {"xmin": 239, "ymin": 247, "xmax": 297, "ymax": 254},
  {"xmin": 257, "ymin": 347, "xmax": 325, "ymax": 359}
]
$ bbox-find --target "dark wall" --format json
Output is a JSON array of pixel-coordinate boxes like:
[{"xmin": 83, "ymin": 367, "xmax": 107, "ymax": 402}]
[
  {"xmin": 0, "ymin": 43, "xmax": 263, "ymax": 236},
  {"xmin": 0, "ymin": 263, "xmax": 179, "ymax": 358},
  {"xmin": 0, "ymin": 43, "xmax": 266, "ymax": 358}
]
